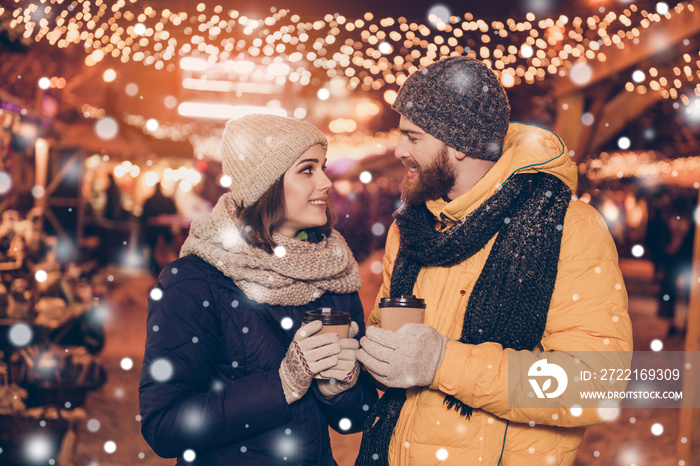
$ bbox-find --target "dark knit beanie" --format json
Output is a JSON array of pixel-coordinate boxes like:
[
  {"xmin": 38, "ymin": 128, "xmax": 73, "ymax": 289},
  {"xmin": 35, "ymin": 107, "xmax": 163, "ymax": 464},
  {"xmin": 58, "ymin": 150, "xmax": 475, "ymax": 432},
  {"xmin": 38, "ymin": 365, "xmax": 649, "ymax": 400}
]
[{"xmin": 392, "ymin": 56, "xmax": 511, "ymax": 161}]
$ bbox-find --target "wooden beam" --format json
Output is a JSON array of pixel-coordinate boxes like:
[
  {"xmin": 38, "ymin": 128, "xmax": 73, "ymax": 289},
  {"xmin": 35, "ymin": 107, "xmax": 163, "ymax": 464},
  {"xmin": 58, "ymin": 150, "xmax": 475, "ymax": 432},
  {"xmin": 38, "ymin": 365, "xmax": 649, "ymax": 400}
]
[
  {"xmin": 44, "ymin": 152, "xmax": 80, "ymax": 197},
  {"xmin": 553, "ymin": 4, "xmax": 700, "ymax": 97},
  {"xmin": 554, "ymin": 83, "xmax": 614, "ymax": 162},
  {"xmin": 585, "ymin": 89, "xmax": 663, "ymax": 157},
  {"xmin": 677, "ymin": 187, "xmax": 700, "ymax": 463}
]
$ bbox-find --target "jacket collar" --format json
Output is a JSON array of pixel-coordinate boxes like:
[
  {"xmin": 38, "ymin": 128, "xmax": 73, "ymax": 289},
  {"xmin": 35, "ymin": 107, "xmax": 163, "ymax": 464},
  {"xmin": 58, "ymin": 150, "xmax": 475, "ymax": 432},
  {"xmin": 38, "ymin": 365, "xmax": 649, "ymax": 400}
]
[{"xmin": 426, "ymin": 122, "xmax": 577, "ymax": 224}]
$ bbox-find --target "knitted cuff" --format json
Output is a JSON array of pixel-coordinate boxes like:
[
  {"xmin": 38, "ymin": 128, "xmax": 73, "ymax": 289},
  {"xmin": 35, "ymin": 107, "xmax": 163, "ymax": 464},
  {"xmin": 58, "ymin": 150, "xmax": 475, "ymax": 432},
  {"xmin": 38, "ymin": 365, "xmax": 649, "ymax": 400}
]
[
  {"xmin": 279, "ymin": 340, "xmax": 314, "ymax": 404},
  {"xmin": 317, "ymin": 362, "xmax": 360, "ymax": 398}
]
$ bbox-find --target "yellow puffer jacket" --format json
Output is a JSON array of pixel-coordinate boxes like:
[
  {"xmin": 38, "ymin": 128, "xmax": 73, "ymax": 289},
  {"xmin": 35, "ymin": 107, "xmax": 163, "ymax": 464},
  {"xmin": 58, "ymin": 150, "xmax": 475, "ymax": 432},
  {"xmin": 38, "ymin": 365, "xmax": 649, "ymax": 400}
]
[{"xmin": 367, "ymin": 122, "xmax": 633, "ymax": 465}]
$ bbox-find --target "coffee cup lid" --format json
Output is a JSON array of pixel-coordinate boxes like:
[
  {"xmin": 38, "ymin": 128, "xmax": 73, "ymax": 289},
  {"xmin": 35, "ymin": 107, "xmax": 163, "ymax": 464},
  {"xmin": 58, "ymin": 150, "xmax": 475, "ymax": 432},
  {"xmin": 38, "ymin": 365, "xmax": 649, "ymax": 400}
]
[
  {"xmin": 378, "ymin": 295, "xmax": 426, "ymax": 308},
  {"xmin": 302, "ymin": 307, "xmax": 351, "ymax": 325}
]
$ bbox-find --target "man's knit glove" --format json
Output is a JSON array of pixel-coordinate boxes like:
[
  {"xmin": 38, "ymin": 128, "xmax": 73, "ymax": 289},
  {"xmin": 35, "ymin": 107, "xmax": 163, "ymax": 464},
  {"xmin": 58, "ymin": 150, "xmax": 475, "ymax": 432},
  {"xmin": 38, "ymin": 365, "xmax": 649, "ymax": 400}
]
[
  {"xmin": 279, "ymin": 320, "xmax": 341, "ymax": 404},
  {"xmin": 357, "ymin": 323, "xmax": 450, "ymax": 389},
  {"xmin": 317, "ymin": 322, "xmax": 361, "ymax": 397}
]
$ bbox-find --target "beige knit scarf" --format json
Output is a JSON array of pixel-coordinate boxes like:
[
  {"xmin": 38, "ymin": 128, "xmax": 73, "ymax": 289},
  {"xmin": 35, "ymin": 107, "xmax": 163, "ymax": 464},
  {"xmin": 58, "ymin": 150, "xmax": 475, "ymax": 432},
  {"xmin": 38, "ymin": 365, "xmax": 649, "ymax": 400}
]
[{"xmin": 180, "ymin": 192, "xmax": 362, "ymax": 306}]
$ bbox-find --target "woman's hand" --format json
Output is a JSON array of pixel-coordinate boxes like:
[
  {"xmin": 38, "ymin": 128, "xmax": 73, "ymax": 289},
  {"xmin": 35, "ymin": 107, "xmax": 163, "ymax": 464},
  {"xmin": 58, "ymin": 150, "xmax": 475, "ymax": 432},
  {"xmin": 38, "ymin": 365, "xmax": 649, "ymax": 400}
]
[
  {"xmin": 317, "ymin": 321, "xmax": 361, "ymax": 397},
  {"xmin": 279, "ymin": 320, "xmax": 341, "ymax": 404}
]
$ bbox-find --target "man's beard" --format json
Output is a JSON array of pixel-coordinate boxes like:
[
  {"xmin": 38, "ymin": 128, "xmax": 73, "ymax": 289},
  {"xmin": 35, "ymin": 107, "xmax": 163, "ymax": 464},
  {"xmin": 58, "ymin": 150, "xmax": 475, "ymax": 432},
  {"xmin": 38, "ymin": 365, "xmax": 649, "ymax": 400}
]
[{"xmin": 399, "ymin": 146, "xmax": 457, "ymax": 206}]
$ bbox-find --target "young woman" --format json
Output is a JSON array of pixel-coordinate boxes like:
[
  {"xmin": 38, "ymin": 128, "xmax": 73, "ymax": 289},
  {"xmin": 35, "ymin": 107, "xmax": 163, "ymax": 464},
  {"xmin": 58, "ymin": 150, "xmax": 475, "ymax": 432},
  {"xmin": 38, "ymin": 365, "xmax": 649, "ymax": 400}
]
[{"xmin": 139, "ymin": 114, "xmax": 377, "ymax": 465}]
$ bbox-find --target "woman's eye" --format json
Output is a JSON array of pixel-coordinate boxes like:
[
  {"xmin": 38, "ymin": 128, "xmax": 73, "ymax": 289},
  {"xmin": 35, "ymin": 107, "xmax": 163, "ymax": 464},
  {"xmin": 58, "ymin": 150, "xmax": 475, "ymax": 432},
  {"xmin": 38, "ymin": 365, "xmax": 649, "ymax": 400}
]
[{"xmin": 300, "ymin": 165, "xmax": 313, "ymax": 174}]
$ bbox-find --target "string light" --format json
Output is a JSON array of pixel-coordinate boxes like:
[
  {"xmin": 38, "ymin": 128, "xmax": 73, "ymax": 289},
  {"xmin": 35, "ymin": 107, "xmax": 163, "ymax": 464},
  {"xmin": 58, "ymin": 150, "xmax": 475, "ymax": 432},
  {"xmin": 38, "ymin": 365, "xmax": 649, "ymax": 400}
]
[
  {"xmin": 3, "ymin": 0, "xmax": 697, "ymax": 98},
  {"xmin": 581, "ymin": 151, "xmax": 700, "ymax": 181}
]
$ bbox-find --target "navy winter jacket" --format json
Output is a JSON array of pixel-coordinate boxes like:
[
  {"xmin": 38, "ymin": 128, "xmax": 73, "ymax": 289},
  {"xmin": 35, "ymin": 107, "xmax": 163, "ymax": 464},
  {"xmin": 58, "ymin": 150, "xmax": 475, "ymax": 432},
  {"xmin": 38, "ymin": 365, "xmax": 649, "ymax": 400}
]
[{"xmin": 139, "ymin": 255, "xmax": 378, "ymax": 465}]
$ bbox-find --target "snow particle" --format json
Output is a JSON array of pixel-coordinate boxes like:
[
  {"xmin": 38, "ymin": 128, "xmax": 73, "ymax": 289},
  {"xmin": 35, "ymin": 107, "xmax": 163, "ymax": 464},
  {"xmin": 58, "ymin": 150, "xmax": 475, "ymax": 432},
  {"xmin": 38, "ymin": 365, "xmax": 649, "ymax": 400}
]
[
  {"xmin": 232, "ymin": 300, "xmax": 239, "ymax": 308},
  {"xmin": 24, "ymin": 435, "xmax": 52, "ymax": 463},
  {"xmin": 503, "ymin": 217, "xmax": 511, "ymax": 224},
  {"xmin": 150, "ymin": 358, "xmax": 174, "ymax": 382},
  {"xmin": 650, "ymin": 339, "xmax": 663, "ymax": 351},
  {"xmin": 570, "ymin": 405, "xmax": 582, "ymax": 417},
  {"xmin": 371, "ymin": 223, "xmax": 386, "ymax": 236},
  {"xmin": 651, "ymin": 423, "xmax": 664, "ymax": 436},
  {"xmin": 338, "ymin": 418, "xmax": 352, "ymax": 431},
  {"xmin": 436, "ymin": 448, "xmax": 448, "ymax": 460},
  {"xmin": 596, "ymin": 400, "xmax": 620, "ymax": 421},
  {"xmin": 274, "ymin": 246, "xmax": 287, "ymax": 258},
  {"xmin": 362, "ymin": 404, "xmax": 370, "ymax": 411},
  {"xmin": 285, "ymin": 428, "xmax": 292, "ymax": 435},
  {"xmin": 150, "ymin": 288, "xmax": 163, "ymax": 301},
  {"xmin": 104, "ymin": 441, "xmax": 117, "ymax": 454},
  {"xmin": 183, "ymin": 449, "xmax": 196, "ymax": 462},
  {"xmin": 556, "ymin": 224, "xmax": 563, "ymax": 231},
  {"xmin": 232, "ymin": 361, "xmax": 239, "ymax": 368},
  {"xmin": 281, "ymin": 317, "xmax": 294, "ymax": 330},
  {"xmin": 9, "ymin": 323, "xmax": 32, "ymax": 347},
  {"xmin": 203, "ymin": 301, "xmax": 209, "ymax": 307},
  {"xmin": 153, "ymin": 325, "xmax": 160, "ymax": 332},
  {"xmin": 120, "ymin": 358, "xmax": 134, "ymax": 371},
  {"xmin": 242, "ymin": 327, "xmax": 249, "ymax": 334},
  {"xmin": 372, "ymin": 453, "xmax": 379, "ymax": 460},
  {"xmin": 241, "ymin": 446, "xmax": 247, "ymax": 453},
  {"xmin": 192, "ymin": 337, "xmax": 199, "ymax": 343},
  {"xmin": 581, "ymin": 113, "xmax": 595, "ymax": 126}
]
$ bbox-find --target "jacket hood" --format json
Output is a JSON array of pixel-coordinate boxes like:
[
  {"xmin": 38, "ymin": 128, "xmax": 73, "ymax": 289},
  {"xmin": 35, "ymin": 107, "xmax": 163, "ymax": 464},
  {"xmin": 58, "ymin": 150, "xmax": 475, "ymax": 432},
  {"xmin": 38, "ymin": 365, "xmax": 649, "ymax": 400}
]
[{"xmin": 426, "ymin": 122, "xmax": 577, "ymax": 222}]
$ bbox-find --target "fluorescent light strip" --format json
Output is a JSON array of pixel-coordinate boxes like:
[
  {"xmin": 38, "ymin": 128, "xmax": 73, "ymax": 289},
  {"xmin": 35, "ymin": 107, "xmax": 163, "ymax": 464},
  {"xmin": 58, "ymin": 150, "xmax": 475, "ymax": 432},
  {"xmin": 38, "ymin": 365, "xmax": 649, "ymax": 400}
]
[
  {"xmin": 182, "ymin": 78, "xmax": 277, "ymax": 94},
  {"xmin": 177, "ymin": 102, "xmax": 287, "ymax": 120}
]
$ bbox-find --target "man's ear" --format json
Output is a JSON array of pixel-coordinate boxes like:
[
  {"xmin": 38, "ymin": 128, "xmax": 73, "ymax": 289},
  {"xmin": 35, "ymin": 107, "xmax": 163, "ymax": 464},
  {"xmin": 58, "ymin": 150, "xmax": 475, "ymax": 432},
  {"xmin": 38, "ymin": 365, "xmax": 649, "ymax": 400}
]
[{"xmin": 453, "ymin": 149, "xmax": 468, "ymax": 161}]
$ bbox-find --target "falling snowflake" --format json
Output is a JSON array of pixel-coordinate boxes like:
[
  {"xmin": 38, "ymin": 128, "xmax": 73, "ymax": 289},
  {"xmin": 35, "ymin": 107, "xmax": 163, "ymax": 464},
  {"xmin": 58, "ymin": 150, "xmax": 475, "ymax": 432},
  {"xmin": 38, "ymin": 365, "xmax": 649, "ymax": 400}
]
[{"xmin": 150, "ymin": 358, "xmax": 174, "ymax": 382}]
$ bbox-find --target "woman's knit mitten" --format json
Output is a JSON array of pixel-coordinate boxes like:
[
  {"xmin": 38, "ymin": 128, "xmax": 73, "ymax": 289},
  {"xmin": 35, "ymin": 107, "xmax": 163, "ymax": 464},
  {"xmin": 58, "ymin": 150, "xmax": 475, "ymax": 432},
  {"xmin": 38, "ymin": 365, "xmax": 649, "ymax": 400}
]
[
  {"xmin": 318, "ymin": 322, "xmax": 361, "ymax": 397},
  {"xmin": 279, "ymin": 320, "xmax": 341, "ymax": 404}
]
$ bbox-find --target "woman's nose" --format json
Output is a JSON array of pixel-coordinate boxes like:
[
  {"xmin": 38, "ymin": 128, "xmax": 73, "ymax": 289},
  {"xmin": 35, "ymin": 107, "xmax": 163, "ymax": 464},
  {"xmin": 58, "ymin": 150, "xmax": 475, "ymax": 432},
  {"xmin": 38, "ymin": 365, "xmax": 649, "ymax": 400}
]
[{"xmin": 318, "ymin": 171, "xmax": 332, "ymax": 191}]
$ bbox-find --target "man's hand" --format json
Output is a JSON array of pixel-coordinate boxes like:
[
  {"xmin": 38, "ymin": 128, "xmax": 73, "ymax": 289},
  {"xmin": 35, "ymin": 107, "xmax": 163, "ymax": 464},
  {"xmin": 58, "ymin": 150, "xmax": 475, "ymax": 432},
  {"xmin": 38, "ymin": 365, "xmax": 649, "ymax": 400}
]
[{"xmin": 357, "ymin": 323, "xmax": 449, "ymax": 388}]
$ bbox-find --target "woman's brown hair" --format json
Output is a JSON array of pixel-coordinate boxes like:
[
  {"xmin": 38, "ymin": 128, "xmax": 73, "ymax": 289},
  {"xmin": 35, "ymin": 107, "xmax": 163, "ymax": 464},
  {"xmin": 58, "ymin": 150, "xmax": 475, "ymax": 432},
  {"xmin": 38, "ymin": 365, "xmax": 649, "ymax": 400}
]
[{"xmin": 235, "ymin": 177, "xmax": 335, "ymax": 254}]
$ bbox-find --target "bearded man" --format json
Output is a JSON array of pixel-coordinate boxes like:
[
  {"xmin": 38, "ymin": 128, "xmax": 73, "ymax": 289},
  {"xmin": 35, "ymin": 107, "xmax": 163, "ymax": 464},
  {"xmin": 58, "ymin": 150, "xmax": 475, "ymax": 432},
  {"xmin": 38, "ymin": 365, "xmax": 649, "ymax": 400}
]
[{"xmin": 355, "ymin": 56, "xmax": 633, "ymax": 466}]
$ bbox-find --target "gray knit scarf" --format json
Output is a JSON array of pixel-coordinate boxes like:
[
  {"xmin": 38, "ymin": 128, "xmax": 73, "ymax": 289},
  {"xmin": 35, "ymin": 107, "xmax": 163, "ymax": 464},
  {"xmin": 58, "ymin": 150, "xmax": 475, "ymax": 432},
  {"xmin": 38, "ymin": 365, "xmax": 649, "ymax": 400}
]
[
  {"xmin": 356, "ymin": 173, "xmax": 571, "ymax": 465},
  {"xmin": 180, "ymin": 192, "xmax": 362, "ymax": 306}
]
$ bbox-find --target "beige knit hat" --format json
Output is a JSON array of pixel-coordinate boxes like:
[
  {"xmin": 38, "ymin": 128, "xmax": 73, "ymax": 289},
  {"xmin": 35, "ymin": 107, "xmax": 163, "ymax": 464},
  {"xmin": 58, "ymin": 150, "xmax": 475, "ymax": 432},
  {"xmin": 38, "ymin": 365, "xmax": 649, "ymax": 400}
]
[{"xmin": 221, "ymin": 114, "xmax": 328, "ymax": 207}]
